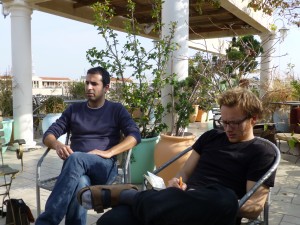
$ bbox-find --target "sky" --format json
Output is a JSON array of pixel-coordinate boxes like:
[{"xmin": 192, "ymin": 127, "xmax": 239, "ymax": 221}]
[{"xmin": 0, "ymin": 10, "xmax": 299, "ymax": 80}]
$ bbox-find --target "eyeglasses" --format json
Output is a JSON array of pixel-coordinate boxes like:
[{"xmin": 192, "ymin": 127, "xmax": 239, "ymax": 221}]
[{"xmin": 218, "ymin": 116, "xmax": 249, "ymax": 128}]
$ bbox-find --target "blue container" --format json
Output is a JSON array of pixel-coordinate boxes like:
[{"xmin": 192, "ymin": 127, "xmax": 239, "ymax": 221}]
[
  {"xmin": 130, "ymin": 136, "xmax": 159, "ymax": 184},
  {"xmin": 0, "ymin": 118, "xmax": 14, "ymax": 153},
  {"xmin": 42, "ymin": 113, "xmax": 67, "ymax": 143}
]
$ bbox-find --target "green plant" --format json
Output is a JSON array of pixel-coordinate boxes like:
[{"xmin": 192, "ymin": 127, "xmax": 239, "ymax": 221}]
[
  {"xmin": 41, "ymin": 96, "xmax": 66, "ymax": 114},
  {"xmin": 187, "ymin": 53, "xmax": 216, "ymax": 111},
  {"xmin": 291, "ymin": 80, "xmax": 300, "ymax": 101},
  {"xmin": 185, "ymin": 35, "xmax": 263, "ymax": 114},
  {"xmin": 68, "ymin": 81, "xmax": 86, "ymax": 99},
  {"xmin": 0, "ymin": 76, "xmax": 13, "ymax": 117},
  {"xmin": 86, "ymin": 0, "xmax": 177, "ymax": 138}
]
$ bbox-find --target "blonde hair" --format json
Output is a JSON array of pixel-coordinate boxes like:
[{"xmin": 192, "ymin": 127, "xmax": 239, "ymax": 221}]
[{"xmin": 217, "ymin": 87, "xmax": 263, "ymax": 119}]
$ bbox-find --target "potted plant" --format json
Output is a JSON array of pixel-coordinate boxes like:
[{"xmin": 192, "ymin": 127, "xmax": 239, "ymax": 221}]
[
  {"xmin": 154, "ymin": 75, "xmax": 204, "ymax": 183},
  {"xmin": 87, "ymin": 1, "xmax": 176, "ymax": 183},
  {"xmin": 155, "ymin": 35, "xmax": 264, "ymax": 183},
  {"xmin": 40, "ymin": 96, "xmax": 67, "ymax": 143}
]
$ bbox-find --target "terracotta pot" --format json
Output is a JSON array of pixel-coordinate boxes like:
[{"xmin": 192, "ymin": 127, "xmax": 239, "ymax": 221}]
[
  {"xmin": 290, "ymin": 107, "xmax": 300, "ymax": 133},
  {"xmin": 196, "ymin": 109, "xmax": 208, "ymax": 122},
  {"xmin": 201, "ymin": 111, "xmax": 208, "ymax": 122},
  {"xmin": 189, "ymin": 105, "xmax": 199, "ymax": 123},
  {"xmin": 154, "ymin": 132, "xmax": 196, "ymax": 184},
  {"xmin": 195, "ymin": 109, "xmax": 203, "ymax": 122}
]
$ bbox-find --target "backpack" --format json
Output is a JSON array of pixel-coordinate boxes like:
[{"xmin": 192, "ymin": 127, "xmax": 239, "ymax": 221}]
[{"xmin": 4, "ymin": 199, "xmax": 34, "ymax": 225}]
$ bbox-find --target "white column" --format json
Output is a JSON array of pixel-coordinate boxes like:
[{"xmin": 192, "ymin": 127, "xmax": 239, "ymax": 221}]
[
  {"xmin": 259, "ymin": 32, "xmax": 276, "ymax": 98},
  {"xmin": 161, "ymin": 0, "xmax": 189, "ymax": 132},
  {"xmin": 8, "ymin": 0, "xmax": 36, "ymax": 147}
]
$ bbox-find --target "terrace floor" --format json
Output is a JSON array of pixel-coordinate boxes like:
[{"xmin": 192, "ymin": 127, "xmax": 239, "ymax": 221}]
[{"xmin": 1, "ymin": 121, "xmax": 300, "ymax": 225}]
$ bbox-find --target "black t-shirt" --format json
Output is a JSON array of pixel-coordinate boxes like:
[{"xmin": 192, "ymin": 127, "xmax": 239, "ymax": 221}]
[{"xmin": 188, "ymin": 129, "xmax": 276, "ymax": 198}]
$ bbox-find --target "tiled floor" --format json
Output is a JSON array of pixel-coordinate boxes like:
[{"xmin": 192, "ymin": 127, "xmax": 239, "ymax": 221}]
[{"xmin": 1, "ymin": 121, "xmax": 300, "ymax": 225}]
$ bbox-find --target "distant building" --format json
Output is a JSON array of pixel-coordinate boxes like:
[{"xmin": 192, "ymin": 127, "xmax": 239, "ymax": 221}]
[
  {"xmin": 0, "ymin": 75, "xmax": 73, "ymax": 96},
  {"xmin": 0, "ymin": 74, "xmax": 134, "ymax": 97},
  {"xmin": 32, "ymin": 76, "xmax": 72, "ymax": 96}
]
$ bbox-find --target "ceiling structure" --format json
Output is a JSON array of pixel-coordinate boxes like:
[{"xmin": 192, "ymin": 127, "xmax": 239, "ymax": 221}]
[{"xmin": 28, "ymin": 0, "xmax": 271, "ymax": 40}]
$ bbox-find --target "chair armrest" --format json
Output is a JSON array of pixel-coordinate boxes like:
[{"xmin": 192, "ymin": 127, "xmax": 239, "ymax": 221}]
[
  {"xmin": 238, "ymin": 137, "xmax": 281, "ymax": 208},
  {"xmin": 13, "ymin": 139, "xmax": 26, "ymax": 145},
  {"xmin": 152, "ymin": 146, "xmax": 193, "ymax": 175},
  {"xmin": 36, "ymin": 147, "xmax": 52, "ymax": 183}
]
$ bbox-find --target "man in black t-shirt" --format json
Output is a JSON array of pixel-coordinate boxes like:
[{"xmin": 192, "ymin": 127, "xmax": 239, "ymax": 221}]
[{"xmin": 77, "ymin": 87, "xmax": 276, "ymax": 225}]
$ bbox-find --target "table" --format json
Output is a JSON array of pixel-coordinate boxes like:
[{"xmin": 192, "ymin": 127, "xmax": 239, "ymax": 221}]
[
  {"xmin": 64, "ymin": 99, "xmax": 86, "ymax": 105},
  {"xmin": 276, "ymin": 133, "xmax": 300, "ymax": 162},
  {"xmin": 270, "ymin": 101, "xmax": 300, "ymax": 106}
]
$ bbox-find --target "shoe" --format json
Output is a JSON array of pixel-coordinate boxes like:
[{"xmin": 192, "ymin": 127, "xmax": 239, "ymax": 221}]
[{"xmin": 77, "ymin": 184, "xmax": 138, "ymax": 213}]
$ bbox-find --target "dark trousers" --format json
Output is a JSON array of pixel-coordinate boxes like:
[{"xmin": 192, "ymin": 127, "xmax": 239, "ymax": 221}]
[{"xmin": 98, "ymin": 184, "xmax": 239, "ymax": 225}]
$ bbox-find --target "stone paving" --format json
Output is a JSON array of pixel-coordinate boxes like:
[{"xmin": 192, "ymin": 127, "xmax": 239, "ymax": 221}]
[{"xmin": 0, "ymin": 121, "xmax": 300, "ymax": 225}]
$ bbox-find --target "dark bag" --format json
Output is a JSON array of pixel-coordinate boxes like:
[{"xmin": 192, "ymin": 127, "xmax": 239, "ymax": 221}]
[{"xmin": 4, "ymin": 199, "xmax": 34, "ymax": 225}]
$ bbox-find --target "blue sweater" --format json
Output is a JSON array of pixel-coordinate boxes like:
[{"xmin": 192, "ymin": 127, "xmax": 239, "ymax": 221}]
[{"xmin": 43, "ymin": 100, "xmax": 141, "ymax": 152}]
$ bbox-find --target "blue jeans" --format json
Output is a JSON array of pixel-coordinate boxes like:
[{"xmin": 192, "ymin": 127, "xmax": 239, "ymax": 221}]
[{"xmin": 36, "ymin": 152, "xmax": 117, "ymax": 225}]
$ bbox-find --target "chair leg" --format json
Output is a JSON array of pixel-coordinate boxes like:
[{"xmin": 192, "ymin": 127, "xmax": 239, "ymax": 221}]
[{"xmin": 36, "ymin": 184, "xmax": 41, "ymax": 216}]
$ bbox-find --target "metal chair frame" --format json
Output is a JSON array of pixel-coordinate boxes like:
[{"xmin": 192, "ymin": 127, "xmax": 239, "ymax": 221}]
[
  {"xmin": 36, "ymin": 132, "xmax": 132, "ymax": 216},
  {"xmin": 144, "ymin": 137, "xmax": 280, "ymax": 225},
  {"xmin": 0, "ymin": 112, "xmax": 26, "ymax": 225}
]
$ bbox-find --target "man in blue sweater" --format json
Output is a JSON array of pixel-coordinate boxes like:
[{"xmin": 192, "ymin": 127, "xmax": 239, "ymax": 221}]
[{"xmin": 35, "ymin": 66, "xmax": 141, "ymax": 225}]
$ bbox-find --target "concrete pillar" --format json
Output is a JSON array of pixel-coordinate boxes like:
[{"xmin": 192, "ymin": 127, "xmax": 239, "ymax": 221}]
[
  {"xmin": 8, "ymin": 0, "xmax": 36, "ymax": 147},
  {"xmin": 259, "ymin": 32, "xmax": 276, "ymax": 98},
  {"xmin": 161, "ymin": 0, "xmax": 189, "ymax": 132}
]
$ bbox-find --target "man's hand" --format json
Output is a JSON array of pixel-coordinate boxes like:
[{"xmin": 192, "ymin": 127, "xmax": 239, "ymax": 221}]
[
  {"xmin": 54, "ymin": 142, "xmax": 73, "ymax": 160},
  {"xmin": 167, "ymin": 177, "xmax": 187, "ymax": 190},
  {"xmin": 88, "ymin": 149, "xmax": 112, "ymax": 158}
]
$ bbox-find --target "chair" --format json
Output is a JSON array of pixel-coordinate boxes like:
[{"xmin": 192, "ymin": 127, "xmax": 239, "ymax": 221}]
[
  {"xmin": 35, "ymin": 132, "xmax": 132, "ymax": 216},
  {"xmin": 144, "ymin": 137, "xmax": 281, "ymax": 225},
  {"xmin": 0, "ymin": 129, "xmax": 19, "ymax": 215}
]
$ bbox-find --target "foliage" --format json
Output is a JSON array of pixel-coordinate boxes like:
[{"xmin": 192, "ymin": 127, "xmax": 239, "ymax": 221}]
[
  {"xmin": 260, "ymin": 78, "xmax": 294, "ymax": 121},
  {"xmin": 288, "ymin": 134, "xmax": 298, "ymax": 150},
  {"xmin": 166, "ymin": 79, "xmax": 194, "ymax": 136},
  {"xmin": 68, "ymin": 81, "xmax": 86, "ymax": 99},
  {"xmin": 248, "ymin": 0, "xmax": 300, "ymax": 25},
  {"xmin": 0, "ymin": 76, "xmax": 13, "ymax": 117},
  {"xmin": 40, "ymin": 96, "xmax": 66, "ymax": 114},
  {"xmin": 226, "ymin": 35, "xmax": 263, "ymax": 77},
  {"xmin": 87, "ymin": 0, "xmax": 177, "ymax": 138},
  {"xmin": 185, "ymin": 35, "xmax": 262, "ymax": 114},
  {"xmin": 86, "ymin": 1, "xmax": 265, "ymax": 137},
  {"xmin": 166, "ymin": 36, "xmax": 262, "ymax": 135},
  {"xmin": 187, "ymin": 54, "xmax": 216, "ymax": 111},
  {"xmin": 290, "ymin": 80, "xmax": 300, "ymax": 101},
  {"xmin": 195, "ymin": 0, "xmax": 221, "ymax": 14}
]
